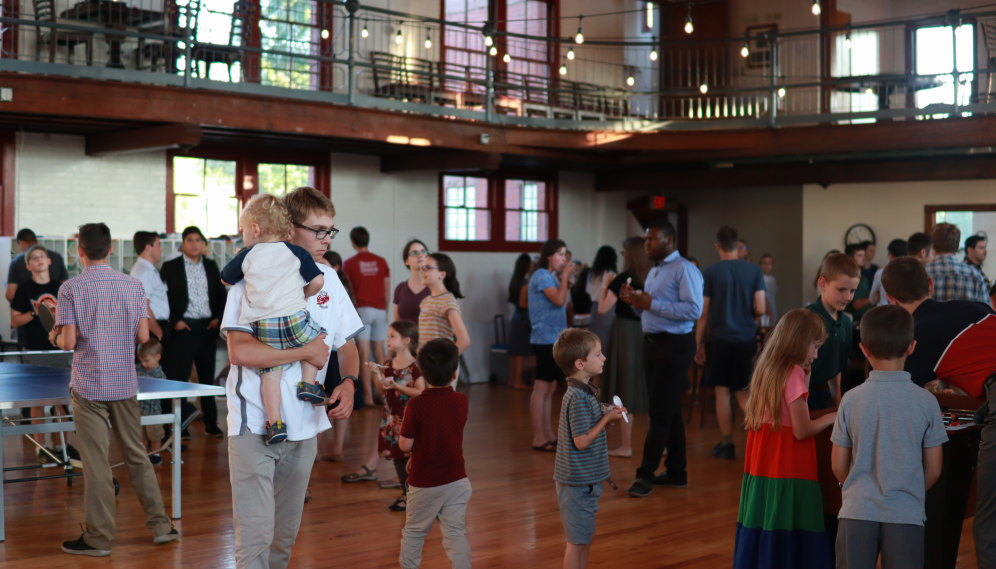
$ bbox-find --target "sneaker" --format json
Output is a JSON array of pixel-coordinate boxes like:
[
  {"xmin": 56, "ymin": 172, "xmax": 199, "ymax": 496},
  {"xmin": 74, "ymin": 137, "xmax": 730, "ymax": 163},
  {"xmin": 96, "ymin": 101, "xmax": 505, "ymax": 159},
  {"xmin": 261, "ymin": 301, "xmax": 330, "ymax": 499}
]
[
  {"xmin": 652, "ymin": 471, "xmax": 688, "ymax": 488},
  {"xmin": 64, "ymin": 445, "xmax": 81, "ymax": 461},
  {"xmin": 711, "ymin": 442, "xmax": 736, "ymax": 460},
  {"xmin": 626, "ymin": 478, "xmax": 654, "ymax": 498},
  {"xmin": 62, "ymin": 534, "xmax": 111, "ymax": 557},
  {"xmin": 153, "ymin": 528, "xmax": 180, "ymax": 545},
  {"xmin": 150, "ymin": 453, "xmax": 162, "ymax": 466},
  {"xmin": 265, "ymin": 421, "xmax": 288, "ymax": 446},
  {"xmin": 205, "ymin": 424, "xmax": 224, "ymax": 438},
  {"xmin": 296, "ymin": 381, "xmax": 327, "ymax": 406},
  {"xmin": 37, "ymin": 447, "xmax": 59, "ymax": 465}
]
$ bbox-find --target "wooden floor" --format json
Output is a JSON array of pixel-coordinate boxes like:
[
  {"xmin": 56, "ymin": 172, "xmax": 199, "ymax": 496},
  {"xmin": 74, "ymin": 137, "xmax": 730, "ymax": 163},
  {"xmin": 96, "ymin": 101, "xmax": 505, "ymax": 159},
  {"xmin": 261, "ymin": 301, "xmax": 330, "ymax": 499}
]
[{"xmin": 1, "ymin": 384, "xmax": 981, "ymax": 568}]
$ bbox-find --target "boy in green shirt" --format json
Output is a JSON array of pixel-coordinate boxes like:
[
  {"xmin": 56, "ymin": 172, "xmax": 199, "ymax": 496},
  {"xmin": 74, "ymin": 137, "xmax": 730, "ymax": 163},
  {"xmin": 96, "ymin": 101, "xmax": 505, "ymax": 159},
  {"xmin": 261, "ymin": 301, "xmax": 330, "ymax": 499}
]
[{"xmin": 805, "ymin": 253, "xmax": 861, "ymax": 411}]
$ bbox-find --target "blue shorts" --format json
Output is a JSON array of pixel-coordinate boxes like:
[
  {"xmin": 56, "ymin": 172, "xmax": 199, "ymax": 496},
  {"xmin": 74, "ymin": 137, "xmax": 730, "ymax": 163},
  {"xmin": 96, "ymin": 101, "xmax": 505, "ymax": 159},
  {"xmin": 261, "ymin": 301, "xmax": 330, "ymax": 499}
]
[{"xmin": 556, "ymin": 481, "xmax": 603, "ymax": 545}]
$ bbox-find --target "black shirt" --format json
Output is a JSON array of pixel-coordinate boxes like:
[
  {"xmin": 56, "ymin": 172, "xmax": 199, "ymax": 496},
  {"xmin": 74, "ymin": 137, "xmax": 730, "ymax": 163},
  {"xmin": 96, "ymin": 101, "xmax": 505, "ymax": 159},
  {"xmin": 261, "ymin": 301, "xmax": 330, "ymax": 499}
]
[
  {"xmin": 8, "ymin": 250, "xmax": 69, "ymax": 287},
  {"xmin": 905, "ymin": 298, "xmax": 996, "ymax": 398},
  {"xmin": 11, "ymin": 279, "xmax": 62, "ymax": 350},
  {"xmin": 608, "ymin": 271, "xmax": 642, "ymax": 321}
]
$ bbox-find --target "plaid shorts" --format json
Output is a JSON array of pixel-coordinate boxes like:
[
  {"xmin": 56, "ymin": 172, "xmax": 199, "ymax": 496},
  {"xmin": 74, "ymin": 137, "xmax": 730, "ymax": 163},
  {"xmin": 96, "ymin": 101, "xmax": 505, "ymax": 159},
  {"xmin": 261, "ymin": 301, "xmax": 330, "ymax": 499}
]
[
  {"xmin": 139, "ymin": 399, "xmax": 162, "ymax": 416},
  {"xmin": 251, "ymin": 310, "xmax": 327, "ymax": 374}
]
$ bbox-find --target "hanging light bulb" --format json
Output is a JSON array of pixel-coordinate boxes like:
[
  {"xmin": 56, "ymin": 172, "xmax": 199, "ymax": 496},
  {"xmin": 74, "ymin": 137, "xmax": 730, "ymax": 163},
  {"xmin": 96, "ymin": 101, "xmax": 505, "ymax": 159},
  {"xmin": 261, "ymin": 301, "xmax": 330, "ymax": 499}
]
[
  {"xmin": 741, "ymin": 41, "xmax": 750, "ymax": 58},
  {"xmin": 777, "ymin": 87, "xmax": 786, "ymax": 98},
  {"xmin": 489, "ymin": 46, "xmax": 498, "ymax": 56},
  {"xmin": 575, "ymin": 16, "xmax": 584, "ymax": 44},
  {"xmin": 845, "ymin": 25, "xmax": 852, "ymax": 49},
  {"xmin": 321, "ymin": 29, "xmax": 329, "ymax": 40},
  {"xmin": 396, "ymin": 28, "xmax": 403, "ymax": 45},
  {"xmin": 425, "ymin": 32, "xmax": 432, "ymax": 49},
  {"xmin": 361, "ymin": 22, "xmax": 369, "ymax": 39},
  {"xmin": 627, "ymin": 75, "xmax": 635, "ymax": 86},
  {"xmin": 503, "ymin": 53, "xmax": 510, "ymax": 63},
  {"xmin": 699, "ymin": 83, "xmax": 708, "ymax": 94},
  {"xmin": 650, "ymin": 48, "xmax": 658, "ymax": 61},
  {"xmin": 812, "ymin": 0, "xmax": 821, "ymax": 16},
  {"xmin": 559, "ymin": 60, "xmax": 567, "ymax": 75},
  {"xmin": 684, "ymin": 6, "xmax": 693, "ymax": 34},
  {"xmin": 484, "ymin": 34, "xmax": 493, "ymax": 47},
  {"xmin": 567, "ymin": 47, "xmax": 575, "ymax": 60}
]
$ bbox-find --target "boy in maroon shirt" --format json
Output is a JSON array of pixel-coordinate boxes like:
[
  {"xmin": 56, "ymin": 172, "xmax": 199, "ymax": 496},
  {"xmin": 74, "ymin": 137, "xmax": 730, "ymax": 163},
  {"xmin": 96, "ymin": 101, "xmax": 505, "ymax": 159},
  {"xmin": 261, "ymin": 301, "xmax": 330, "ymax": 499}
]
[{"xmin": 398, "ymin": 338, "xmax": 471, "ymax": 568}]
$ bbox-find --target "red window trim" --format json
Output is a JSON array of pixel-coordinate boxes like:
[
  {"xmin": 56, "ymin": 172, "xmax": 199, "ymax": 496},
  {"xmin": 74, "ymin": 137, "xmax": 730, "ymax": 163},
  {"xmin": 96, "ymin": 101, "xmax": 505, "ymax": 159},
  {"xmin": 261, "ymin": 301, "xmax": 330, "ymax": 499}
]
[
  {"xmin": 0, "ymin": 131, "xmax": 15, "ymax": 236},
  {"xmin": 165, "ymin": 145, "xmax": 331, "ymax": 234},
  {"xmin": 437, "ymin": 170, "xmax": 558, "ymax": 253}
]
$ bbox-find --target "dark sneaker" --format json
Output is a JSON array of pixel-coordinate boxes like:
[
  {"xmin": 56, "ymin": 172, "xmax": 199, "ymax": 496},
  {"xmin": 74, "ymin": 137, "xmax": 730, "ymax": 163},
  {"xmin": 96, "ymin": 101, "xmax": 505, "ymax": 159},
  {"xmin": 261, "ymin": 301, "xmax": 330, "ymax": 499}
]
[
  {"xmin": 153, "ymin": 528, "xmax": 180, "ymax": 545},
  {"xmin": 150, "ymin": 453, "xmax": 162, "ymax": 466},
  {"xmin": 62, "ymin": 534, "xmax": 110, "ymax": 557},
  {"xmin": 205, "ymin": 424, "xmax": 224, "ymax": 438},
  {"xmin": 626, "ymin": 478, "xmax": 654, "ymax": 498},
  {"xmin": 652, "ymin": 471, "xmax": 688, "ymax": 488},
  {"xmin": 296, "ymin": 381, "xmax": 327, "ymax": 406},
  {"xmin": 265, "ymin": 421, "xmax": 288, "ymax": 445},
  {"xmin": 64, "ymin": 445, "xmax": 81, "ymax": 461},
  {"xmin": 711, "ymin": 442, "xmax": 736, "ymax": 460}
]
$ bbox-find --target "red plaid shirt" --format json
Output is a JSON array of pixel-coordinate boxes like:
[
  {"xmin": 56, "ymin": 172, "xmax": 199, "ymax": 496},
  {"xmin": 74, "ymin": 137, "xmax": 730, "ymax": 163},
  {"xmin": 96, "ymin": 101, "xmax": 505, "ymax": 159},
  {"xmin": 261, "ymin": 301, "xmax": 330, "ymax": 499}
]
[{"xmin": 56, "ymin": 263, "xmax": 148, "ymax": 401}]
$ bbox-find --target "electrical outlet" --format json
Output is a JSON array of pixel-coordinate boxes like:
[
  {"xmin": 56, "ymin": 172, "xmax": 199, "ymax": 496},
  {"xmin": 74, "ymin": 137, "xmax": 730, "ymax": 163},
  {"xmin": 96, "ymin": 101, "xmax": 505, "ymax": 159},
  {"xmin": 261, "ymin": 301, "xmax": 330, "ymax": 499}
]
[
  {"xmin": 479, "ymin": 133, "xmax": 490, "ymax": 145},
  {"xmin": 0, "ymin": 88, "xmax": 12, "ymax": 102}
]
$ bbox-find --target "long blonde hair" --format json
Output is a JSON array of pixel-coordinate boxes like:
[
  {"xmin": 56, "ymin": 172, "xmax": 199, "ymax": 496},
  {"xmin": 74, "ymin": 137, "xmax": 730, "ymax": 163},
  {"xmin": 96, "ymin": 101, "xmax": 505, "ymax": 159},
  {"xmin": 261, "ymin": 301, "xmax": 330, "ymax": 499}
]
[{"xmin": 745, "ymin": 309, "xmax": 827, "ymax": 431}]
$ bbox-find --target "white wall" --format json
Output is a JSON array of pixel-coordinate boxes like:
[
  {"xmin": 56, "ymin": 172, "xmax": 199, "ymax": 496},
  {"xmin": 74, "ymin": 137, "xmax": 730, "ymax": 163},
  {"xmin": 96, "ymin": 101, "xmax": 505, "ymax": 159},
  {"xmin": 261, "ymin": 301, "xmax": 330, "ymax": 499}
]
[
  {"xmin": 15, "ymin": 133, "xmax": 167, "ymax": 238},
  {"xmin": 327, "ymin": 153, "xmax": 633, "ymax": 383},
  {"xmin": 802, "ymin": 180, "xmax": 996, "ymax": 304}
]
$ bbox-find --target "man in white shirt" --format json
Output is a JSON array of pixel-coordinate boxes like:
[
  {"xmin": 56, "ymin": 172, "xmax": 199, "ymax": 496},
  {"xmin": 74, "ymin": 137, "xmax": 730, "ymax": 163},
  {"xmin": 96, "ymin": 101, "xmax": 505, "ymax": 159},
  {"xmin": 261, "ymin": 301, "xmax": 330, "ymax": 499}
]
[
  {"xmin": 222, "ymin": 187, "xmax": 362, "ymax": 569},
  {"xmin": 870, "ymin": 239, "xmax": 909, "ymax": 306},
  {"xmin": 130, "ymin": 231, "xmax": 168, "ymax": 349}
]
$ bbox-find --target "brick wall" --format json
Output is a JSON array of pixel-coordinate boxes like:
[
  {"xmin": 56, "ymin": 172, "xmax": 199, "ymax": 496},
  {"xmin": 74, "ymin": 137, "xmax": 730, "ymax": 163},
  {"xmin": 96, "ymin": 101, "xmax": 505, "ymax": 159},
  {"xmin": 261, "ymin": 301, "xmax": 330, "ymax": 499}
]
[{"xmin": 15, "ymin": 133, "xmax": 166, "ymax": 238}]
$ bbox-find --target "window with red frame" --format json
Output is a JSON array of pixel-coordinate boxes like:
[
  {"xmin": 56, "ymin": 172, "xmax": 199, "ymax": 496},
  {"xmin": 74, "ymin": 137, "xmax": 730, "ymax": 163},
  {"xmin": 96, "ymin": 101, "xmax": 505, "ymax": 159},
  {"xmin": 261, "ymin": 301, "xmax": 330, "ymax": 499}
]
[{"xmin": 439, "ymin": 173, "xmax": 557, "ymax": 252}]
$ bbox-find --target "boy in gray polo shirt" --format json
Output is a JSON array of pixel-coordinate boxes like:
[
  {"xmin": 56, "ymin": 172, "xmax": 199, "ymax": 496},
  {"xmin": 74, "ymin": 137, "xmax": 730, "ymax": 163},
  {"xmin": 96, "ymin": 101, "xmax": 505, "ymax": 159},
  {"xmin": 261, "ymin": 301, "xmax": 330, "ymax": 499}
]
[{"xmin": 831, "ymin": 305, "xmax": 947, "ymax": 569}]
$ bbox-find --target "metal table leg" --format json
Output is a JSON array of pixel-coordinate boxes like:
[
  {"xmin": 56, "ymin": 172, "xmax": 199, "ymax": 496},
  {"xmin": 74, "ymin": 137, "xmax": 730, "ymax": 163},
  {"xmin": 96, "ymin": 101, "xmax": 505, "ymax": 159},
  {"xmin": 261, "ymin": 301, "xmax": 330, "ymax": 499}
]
[
  {"xmin": 1, "ymin": 418, "xmax": 6, "ymax": 541},
  {"xmin": 172, "ymin": 397, "xmax": 181, "ymax": 519}
]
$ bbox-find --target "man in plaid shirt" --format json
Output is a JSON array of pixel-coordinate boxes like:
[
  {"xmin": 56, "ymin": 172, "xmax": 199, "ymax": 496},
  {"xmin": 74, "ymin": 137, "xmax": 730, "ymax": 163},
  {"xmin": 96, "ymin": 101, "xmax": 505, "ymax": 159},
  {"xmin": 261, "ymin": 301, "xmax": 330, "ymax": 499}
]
[
  {"xmin": 926, "ymin": 223, "xmax": 990, "ymax": 303},
  {"xmin": 51, "ymin": 223, "xmax": 178, "ymax": 557}
]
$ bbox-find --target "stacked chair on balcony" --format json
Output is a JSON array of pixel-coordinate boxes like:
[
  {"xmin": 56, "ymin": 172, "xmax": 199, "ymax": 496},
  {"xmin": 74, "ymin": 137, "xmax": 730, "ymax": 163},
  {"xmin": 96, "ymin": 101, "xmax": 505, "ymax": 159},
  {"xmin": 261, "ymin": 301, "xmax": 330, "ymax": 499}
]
[
  {"xmin": 137, "ymin": 0, "xmax": 200, "ymax": 74},
  {"xmin": 188, "ymin": 0, "xmax": 254, "ymax": 81},
  {"xmin": 32, "ymin": 0, "xmax": 94, "ymax": 65}
]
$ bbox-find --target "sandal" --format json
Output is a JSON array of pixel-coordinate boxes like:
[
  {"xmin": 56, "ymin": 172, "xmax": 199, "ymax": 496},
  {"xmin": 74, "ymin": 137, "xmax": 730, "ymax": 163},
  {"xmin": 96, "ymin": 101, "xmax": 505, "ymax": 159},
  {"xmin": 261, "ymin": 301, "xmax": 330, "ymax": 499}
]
[
  {"xmin": 379, "ymin": 478, "xmax": 402, "ymax": 489},
  {"xmin": 389, "ymin": 497, "xmax": 408, "ymax": 512},
  {"xmin": 532, "ymin": 441, "xmax": 557, "ymax": 452},
  {"xmin": 341, "ymin": 465, "xmax": 377, "ymax": 483}
]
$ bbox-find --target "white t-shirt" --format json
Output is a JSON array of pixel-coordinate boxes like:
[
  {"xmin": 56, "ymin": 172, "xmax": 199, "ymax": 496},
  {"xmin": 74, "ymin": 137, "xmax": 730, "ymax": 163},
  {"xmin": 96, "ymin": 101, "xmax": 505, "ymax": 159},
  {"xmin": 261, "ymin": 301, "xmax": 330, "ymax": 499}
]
[
  {"xmin": 221, "ymin": 264, "xmax": 364, "ymax": 441},
  {"xmin": 222, "ymin": 241, "xmax": 322, "ymax": 324}
]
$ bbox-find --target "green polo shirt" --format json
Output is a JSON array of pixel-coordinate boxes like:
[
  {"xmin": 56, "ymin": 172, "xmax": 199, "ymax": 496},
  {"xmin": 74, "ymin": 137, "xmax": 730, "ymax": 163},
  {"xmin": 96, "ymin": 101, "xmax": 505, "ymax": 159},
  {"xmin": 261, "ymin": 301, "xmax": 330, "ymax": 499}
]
[
  {"xmin": 845, "ymin": 274, "xmax": 872, "ymax": 320},
  {"xmin": 805, "ymin": 298, "xmax": 852, "ymax": 389}
]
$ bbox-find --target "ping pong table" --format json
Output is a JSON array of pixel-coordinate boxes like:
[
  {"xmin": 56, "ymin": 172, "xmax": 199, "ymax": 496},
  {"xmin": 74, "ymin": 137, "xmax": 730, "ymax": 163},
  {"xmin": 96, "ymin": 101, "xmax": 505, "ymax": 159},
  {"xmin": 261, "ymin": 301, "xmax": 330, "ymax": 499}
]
[{"xmin": 0, "ymin": 362, "xmax": 225, "ymax": 541}]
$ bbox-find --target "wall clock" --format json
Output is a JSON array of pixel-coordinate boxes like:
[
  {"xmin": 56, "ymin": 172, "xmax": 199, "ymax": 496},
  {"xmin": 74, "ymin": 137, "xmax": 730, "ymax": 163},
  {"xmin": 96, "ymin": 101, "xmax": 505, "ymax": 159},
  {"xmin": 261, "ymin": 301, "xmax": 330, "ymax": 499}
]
[{"xmin": 845, "ymin": 223, "xmax": 876, "ymax": 246}]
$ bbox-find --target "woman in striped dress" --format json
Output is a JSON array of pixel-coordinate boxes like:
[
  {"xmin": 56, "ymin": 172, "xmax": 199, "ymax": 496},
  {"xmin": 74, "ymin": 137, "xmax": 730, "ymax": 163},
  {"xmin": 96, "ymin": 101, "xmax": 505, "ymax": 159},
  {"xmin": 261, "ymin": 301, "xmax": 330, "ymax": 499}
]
[{"xmin": 734, "ymin": 308, "xmax": 836, "ymax": 569}]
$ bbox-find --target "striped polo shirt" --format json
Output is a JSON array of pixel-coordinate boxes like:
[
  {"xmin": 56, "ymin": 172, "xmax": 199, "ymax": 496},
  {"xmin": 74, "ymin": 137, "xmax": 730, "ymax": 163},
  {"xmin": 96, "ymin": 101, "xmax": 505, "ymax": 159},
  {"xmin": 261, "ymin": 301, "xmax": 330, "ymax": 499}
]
[
  {"xmin": 554, "ymin": 379, "xmax": 610, "ymax": 486},
  {"xmin": 418, "ymin": 292, "xmax": 461, "ymax": 345}
]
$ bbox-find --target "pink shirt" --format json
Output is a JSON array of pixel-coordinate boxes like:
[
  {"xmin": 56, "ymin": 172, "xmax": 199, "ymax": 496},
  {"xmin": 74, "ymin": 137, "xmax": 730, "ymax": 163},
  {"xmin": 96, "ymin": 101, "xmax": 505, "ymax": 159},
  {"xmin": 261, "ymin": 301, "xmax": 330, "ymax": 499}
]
[{"xmin": 770, "ymin": 365, "xmax": 809, "ymax": 427}]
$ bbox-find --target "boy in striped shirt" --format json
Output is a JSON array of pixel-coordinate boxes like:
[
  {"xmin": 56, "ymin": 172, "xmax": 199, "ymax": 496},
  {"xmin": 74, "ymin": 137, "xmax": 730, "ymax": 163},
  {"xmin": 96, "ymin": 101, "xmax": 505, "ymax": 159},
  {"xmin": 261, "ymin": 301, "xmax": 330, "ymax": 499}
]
[{"xmin": 553, "ymin": 329, "xmax": 626, "ymax": 569}]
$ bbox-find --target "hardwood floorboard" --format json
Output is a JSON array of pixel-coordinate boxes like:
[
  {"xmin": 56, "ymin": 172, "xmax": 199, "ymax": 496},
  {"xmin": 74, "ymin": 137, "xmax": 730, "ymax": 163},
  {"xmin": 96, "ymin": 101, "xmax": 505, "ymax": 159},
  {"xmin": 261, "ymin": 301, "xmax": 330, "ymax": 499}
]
[{"xmin": 1, "ymin": 384, "xmax": 980, "ymax": 568}]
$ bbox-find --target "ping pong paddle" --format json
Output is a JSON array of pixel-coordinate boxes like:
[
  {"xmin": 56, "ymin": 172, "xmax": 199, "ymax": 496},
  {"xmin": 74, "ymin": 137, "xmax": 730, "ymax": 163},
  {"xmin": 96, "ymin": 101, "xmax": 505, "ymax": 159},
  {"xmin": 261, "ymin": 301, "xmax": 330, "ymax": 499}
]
[
  {"xmin": 36, "ymin": 304, "xmax": 56, "ymax": 333},
  {"xmin": 613, "ymin": 395, "xmax": 628, "ymax": 423}
]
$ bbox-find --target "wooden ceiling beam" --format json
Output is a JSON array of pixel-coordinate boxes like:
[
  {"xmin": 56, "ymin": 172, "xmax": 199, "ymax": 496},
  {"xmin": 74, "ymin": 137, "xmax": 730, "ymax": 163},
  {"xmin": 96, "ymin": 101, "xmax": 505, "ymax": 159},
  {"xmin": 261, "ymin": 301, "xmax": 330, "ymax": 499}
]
[
  {"xmin": 85, "ymin": 123, "xmax": 203, "ymax": 156},
  {"xmin": 595, "ymin": 157, "xmax": 996, "ymax": 191},
  {"xmin": 380, "ymin": 151, "xmax": 503, "ymax": 173}
]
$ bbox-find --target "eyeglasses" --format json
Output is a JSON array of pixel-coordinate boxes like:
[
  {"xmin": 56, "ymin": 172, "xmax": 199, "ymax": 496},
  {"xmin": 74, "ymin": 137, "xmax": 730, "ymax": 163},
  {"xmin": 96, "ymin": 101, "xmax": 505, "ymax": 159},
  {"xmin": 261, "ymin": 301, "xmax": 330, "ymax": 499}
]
[
  {"xmin": 292, "ymin": 222, "xmax": 339, "ymax": 240},
  {"xmin": 419, "ymin": 265, "xmax": 439, "ymax": 273},
  {"xmin": 408, "ymin": 248, "xmax": 429, "ymax": 257}
]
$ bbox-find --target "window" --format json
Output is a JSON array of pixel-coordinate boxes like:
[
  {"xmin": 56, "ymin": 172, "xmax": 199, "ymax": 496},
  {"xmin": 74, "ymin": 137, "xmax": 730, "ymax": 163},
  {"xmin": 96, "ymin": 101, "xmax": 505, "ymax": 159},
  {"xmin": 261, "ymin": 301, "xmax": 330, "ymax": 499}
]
[
  {"xmin": 442, "ymin": 0, "xmax": 489, "ymax": 94},
  {"xmin": 259, "ymin": 0, "xmax": 320, "ymax": 89},
  {"xmin": 172, "ymin": 157, "xmax": 240, "ymax": 236},
  {"xmin": 184, "ymin": 0, "xmax": 244, "ymax": 81},
  {"xmin": 915, "ymin": 24, "xmax": 975, "ymax": 113},
  {"xmin": 925, "ymin": 204, "xmax": 996, "ymax": 277},
  {"xmin": 439, "ymin": 172, "xmax": 557, "ymax": 252},
  {"xmin": 505, "ymin": 0, "xmax": 552, "ymax": 80},
  {"xmin": 832, "ymin": 29, "xmax": 879, "ymax": 121},
  {"xmin": 259, "ymin": 163, "xmax": 315, "ymax": 196}
]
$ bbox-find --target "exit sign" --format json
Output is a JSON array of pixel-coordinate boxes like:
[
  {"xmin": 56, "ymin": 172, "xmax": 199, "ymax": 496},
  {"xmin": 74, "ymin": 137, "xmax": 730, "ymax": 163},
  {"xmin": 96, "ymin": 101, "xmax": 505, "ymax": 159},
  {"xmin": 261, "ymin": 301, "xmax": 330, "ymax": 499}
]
[{"xmin": 652, "ymin": 196, "xmax": 666, "ymax": 209}]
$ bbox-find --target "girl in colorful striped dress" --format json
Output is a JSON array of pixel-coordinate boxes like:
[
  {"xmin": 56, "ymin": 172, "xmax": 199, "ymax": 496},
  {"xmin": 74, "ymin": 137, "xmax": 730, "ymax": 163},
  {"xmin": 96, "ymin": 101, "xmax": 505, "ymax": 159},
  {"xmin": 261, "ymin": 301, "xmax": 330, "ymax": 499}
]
[{"xmin": 734, "ymin": 308, "xmax": 837, "ymax": 569}]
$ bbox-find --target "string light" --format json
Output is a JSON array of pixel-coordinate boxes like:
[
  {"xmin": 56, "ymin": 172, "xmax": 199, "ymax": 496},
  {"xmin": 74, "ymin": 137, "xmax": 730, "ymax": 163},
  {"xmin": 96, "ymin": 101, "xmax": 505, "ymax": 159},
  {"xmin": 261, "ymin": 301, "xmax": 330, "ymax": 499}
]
[
  {"xmin": 503, "ymin": 52, "xmax": 510, "ymax": 62},
  {"xmin": 321, "ymin": 29, "xmax": 329, "ymax": 39},
  {"xmin": 396, "ymin": 28, "xmax": 403, "ymax": 45},
  {"xmin": 425, "ymin": 31, "xmax": 432, "ymax": 49},
  {"xmin": 361, "ymin": 22, "xmax": 368, "ymax": 38},
  {"xmin": 650, "ymin": 36, "xmax": 657, "ymax": 61},
  {"xmin": 490, "ymin": 46, "xmax": 498, "ymax": 56},
  {"xmin": 812, "ymin": 0, "xmax": 821, "ymax": 16},
  {"xmin": 559, "ymin": 58, "xmax": 567, "ymax": 75},
  {"xmin": 684, "ymin": 6, "xmax": 693, "ymax": 34},
  {"xmin": 741, "ymin": 40, "xmax": 749, "ymax": 58},
  {"xmin": 484, "ymin": 34, "xmax": 493, "ymax": 47},
  {"xmin": 575, "ymin": 16, "xmax": 585, "ymax": 44},
  {"xmin": 699, "ymin": 83, "xmax": 708, "ymax": 94},
  {"xmin": 567, "ymin": 47, "xmax": 575, "ymax": 60},
  {"xmin": 845, "ymin": 25, "xmax": 852, "ymax": 49},
  {"xmin": 627, "ymin": 75, "xmax": 635, "ymax": 86},
  {"xmin": 777, "ymin": 87, "xmax": 786, "ymax": 97}
]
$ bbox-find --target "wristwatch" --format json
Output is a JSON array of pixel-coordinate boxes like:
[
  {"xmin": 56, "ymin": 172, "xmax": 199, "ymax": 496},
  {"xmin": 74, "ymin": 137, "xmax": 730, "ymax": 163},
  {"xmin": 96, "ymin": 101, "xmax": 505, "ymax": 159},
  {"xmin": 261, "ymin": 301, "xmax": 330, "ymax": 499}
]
[{"xmin": 341, "ymin": 375, "xmax": 358, "ymax": 389}]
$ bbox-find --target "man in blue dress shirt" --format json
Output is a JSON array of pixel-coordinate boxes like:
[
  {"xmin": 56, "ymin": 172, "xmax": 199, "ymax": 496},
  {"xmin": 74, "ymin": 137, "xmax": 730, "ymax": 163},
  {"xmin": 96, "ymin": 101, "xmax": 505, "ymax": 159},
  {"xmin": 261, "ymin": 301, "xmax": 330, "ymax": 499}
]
[{"xmin": 620, "ymin": 219, "xmax": 704, "ymax": 497}]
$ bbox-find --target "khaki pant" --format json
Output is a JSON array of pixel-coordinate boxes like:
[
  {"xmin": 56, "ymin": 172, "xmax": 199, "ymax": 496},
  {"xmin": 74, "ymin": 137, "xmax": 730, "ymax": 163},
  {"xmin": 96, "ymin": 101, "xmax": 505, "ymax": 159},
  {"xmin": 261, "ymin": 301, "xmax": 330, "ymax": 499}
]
[
  {"xmin": 228, "ymin": 434, "xmax": 317, "ymax": 569},
  {"xmin": 71, "ymin": 389, "xmax": 173, "ymax": 550},
  {"xmin": 400, "ymin": 477, "xmax": 472, "ymax": 569}
]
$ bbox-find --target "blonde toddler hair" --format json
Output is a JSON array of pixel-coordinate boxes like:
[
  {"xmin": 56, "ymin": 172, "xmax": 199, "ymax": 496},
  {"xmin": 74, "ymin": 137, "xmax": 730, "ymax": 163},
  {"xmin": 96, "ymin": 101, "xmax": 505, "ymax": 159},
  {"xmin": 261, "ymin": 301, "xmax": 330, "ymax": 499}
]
[{"xmin": 242, "ymin": 193, "xmax": 292, "ymax": 241}]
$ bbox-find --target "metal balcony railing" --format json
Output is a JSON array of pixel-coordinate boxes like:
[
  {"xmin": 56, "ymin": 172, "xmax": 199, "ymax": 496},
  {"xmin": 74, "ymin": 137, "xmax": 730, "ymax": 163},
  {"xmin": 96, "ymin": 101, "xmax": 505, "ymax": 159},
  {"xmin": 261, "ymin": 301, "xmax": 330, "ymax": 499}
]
[{"xmin": 2, "ymin": 1, "xmax": 996, "ymax": 131}]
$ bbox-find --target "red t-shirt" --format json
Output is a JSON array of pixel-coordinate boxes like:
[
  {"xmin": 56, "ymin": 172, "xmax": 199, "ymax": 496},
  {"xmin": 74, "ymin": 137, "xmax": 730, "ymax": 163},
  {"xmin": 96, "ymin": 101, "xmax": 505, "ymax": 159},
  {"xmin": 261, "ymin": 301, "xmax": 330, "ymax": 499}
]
[
  {"xmin": 342, "ymin": 251, "xmax": 390, "ymax": 310},
  {"xmin": 400, "ymin": 386, "xmax": 468, "ymax": 488}
]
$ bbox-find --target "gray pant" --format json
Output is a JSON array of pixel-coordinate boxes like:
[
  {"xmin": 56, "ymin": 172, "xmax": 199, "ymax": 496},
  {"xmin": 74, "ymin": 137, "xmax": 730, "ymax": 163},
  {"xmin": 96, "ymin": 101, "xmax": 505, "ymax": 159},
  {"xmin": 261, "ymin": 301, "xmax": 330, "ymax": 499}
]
[
  {"xmin": 836, "ymin": 518, "xmax": 924, "ymax": 569},
  {"xmin": 400, "ymin": 477, "xmax": 472, "ymax": 569},
  {"xmin": 228, "ymin": 434, "xmax": 317, "ymax": 569},
  {"xmin": 976, "ymin": 381, "xmax": 996, "ymax": 569}
]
